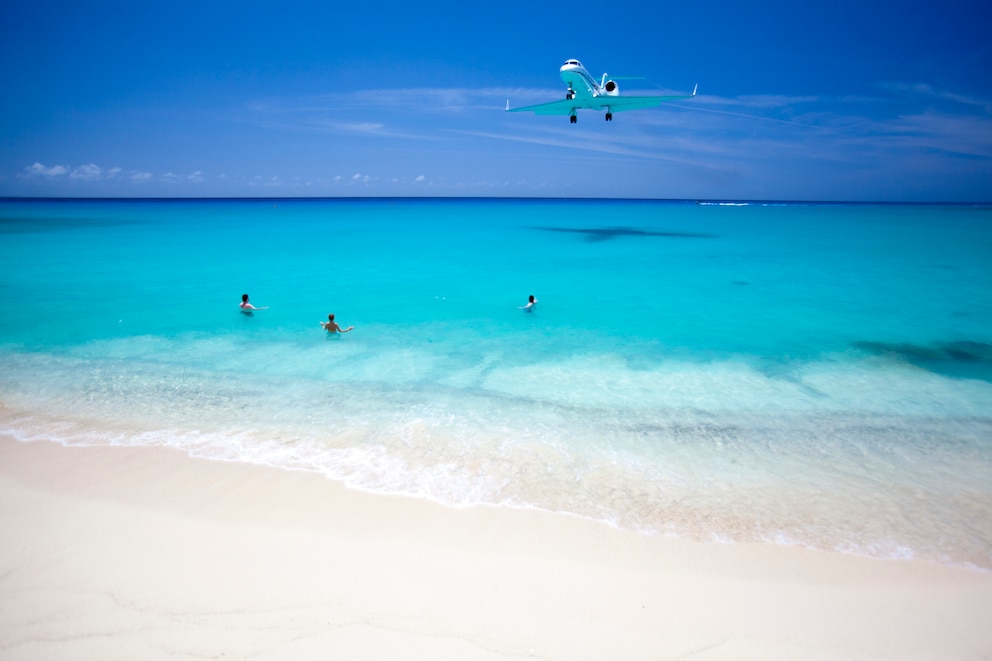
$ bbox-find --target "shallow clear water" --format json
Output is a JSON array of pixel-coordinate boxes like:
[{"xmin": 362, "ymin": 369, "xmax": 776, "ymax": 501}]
[{"xmin": 2, "ymin": 198, "xmax": 991, "ymax": 568}]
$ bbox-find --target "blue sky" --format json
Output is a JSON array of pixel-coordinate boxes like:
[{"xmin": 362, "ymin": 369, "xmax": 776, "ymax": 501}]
[{"xmin": 2, "ymin": 0, "xmax": 990, "ymax": 201}]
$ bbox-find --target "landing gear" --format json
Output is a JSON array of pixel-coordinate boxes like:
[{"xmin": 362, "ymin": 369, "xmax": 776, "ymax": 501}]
[
  {"xmin": 569, "ymin": 114, "xmax": 577, "ymax": 124},
  {"xmin": 605, "ymin": 112, "xmax": 613, "ymax": 122},
  {"xmin": 566, "ymin": 89, "xmax": 575, "ymax": 100}
]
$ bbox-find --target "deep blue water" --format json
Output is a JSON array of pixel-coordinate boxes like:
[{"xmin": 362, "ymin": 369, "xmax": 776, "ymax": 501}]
[{"xmin": 2, "ymin": 198, "xmax": 991, "ymax": 568}]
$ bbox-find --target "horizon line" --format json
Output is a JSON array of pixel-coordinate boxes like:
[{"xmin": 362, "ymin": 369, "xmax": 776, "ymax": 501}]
[{"xmin": 2, "ymin": 196, "xmax": 990, "ymax": 206}]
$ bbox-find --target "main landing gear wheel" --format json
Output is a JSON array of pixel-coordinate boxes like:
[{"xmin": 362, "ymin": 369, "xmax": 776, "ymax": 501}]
[
  {"xmin": 566, "ymin": 90, "xmax": 575, "ymax": 100},
  {"xmin": 569, "ymin": 115, "xmax": 577, "ymax": 124},
  {"xmin": 605, "ymin": 112, "xmax": 613, "ymax": 121}
]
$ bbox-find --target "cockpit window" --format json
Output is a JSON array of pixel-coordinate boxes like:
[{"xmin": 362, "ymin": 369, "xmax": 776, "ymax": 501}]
[{"xmin": 564, "ymin": 60, "xmax": 580, "ymax": 66}]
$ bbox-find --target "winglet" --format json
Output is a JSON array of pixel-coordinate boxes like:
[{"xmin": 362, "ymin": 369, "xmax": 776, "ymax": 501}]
[
  {"xmin": 691, "ymin": 84, "xmax": 698, "ymax": 97},
  {"xmin": 505, "ymin": 99, "xmax": 510, "ymax": 112}
]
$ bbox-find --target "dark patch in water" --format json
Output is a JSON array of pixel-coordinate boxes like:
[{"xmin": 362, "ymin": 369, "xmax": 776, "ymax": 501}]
[
  {"xmin": 943, "ymin": 341, "xmax": 992, "ymax": 362},
  {"xmin": 732, "ymin": 280, "xmax": 750, "ymax": 286},
  {"xmin": 853, "ymin": 340, "xmax": 992, "ymax": 381},
  {"xmin": 533, "ymin": 226, "xmax": 717, "ymax": 242}
]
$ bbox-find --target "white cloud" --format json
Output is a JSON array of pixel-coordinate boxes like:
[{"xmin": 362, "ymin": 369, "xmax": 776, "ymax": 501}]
[
  {"xmin": 23, "ymin": 162, "xmax": 146, "ymax": 183},
  {"xmin": 70, "ymin": 164, "xmax": 102, "ymax": 180},
  {"xmin": 159, "ymin": 170, "xmax": 206, "ymax": 184},
  {"xmin": 24, "ymin": 162, "xmax": 68, "ymax": 177},
  {"xmin": 344, "ymin": 122, "xmax": 386, "ymax": 133},
  {"xmin": 415, "ymin": 175, "xmax": 425, "ymax": 182},
  {"xmin": 249, "ymin": 175, "xmax": 282, "ymax": 187}
]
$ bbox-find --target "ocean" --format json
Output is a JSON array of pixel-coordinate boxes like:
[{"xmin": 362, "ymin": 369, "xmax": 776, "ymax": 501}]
[{"xmin": 1, "ymin": 198, "xmax": 990, "ymax": 569}]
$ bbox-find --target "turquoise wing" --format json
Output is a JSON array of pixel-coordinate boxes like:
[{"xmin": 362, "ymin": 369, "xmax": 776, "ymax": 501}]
[
  {"xmin": 506, "ymin": 99, "xmax": 582, "ymax": 116},
  {"xmin": 605, "ymin": 91, "xmax": 697, "ymax": 112}
]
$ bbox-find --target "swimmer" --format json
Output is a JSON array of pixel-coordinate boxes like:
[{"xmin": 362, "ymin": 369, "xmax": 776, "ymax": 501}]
[
  {"xmin": 320, "ymin": 313, "xmax": 354, "ymax": 333},
  {"xmin": 239, "ymin": 293, "xmax": 268, "ymax": 314},
  {"xmin": 520, "ymin": 294, "xmax": 538, "ymax": 311}
]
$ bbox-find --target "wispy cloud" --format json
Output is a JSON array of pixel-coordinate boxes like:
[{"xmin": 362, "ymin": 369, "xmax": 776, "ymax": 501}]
[
  {"xmin": 453, "ymin": 125, "xmax": 718, "ymax": 171},
  {"xmin": 875, "ymin": 82, "xmax": 992, "ymax": 110},
  {"xmin": 242, "ymin": 86, "xmax": 548, "ymax": 139},
  {"xmin": 695, "ymin": 94, "xmax": 821, "ymax": 109}
]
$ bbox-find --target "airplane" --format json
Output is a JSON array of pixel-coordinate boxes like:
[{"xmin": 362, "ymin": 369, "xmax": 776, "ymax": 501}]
[{"xmin": 506, "ymin": 59, "xmax": 697, "ymax": 123}]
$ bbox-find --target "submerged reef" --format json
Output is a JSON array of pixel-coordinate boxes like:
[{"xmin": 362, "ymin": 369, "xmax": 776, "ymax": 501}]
[{"xmin": 533, "ymin": 226, "xmax": 717, "ymax": 242}]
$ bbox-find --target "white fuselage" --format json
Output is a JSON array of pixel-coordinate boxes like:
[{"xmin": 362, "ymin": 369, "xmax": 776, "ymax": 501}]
[{"xmin": 559, "ymin": 59, "xmax": 618, "ymax": 102}]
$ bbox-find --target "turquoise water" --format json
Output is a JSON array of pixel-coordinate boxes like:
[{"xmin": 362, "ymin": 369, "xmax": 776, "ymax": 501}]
[{"xmin": 2, "ymin": 198, "xmax": 991, "ymax": 568}]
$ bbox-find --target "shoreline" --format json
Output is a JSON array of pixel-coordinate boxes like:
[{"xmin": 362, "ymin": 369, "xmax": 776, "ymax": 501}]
[{"xmin": 2, "ymin": 435, "xmax": 991, "ymax": 659}]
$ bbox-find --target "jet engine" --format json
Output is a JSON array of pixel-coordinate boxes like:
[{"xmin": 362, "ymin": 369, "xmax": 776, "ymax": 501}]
[{"xmin": 603, "ymin": 79, "xmax": 619, "ymax": 95}]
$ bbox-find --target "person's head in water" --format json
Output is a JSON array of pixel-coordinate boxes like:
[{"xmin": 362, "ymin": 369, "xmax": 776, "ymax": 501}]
[
  {"xmin": 239, "ymin": 293, "xmax": 267, "ymax": 312},
  {"xmin": 321, "ymin": 313, "xmax": 353, "ymax": 333},
  {"xmin": 528, "ymin": 295, "xmax": 535, "ymax": 303}
]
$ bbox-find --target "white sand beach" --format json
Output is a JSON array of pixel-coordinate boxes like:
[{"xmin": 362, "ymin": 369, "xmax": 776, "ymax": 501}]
[{"xmin": 1, "ymin": 435, "xmax": 990, "ymax": 660}]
